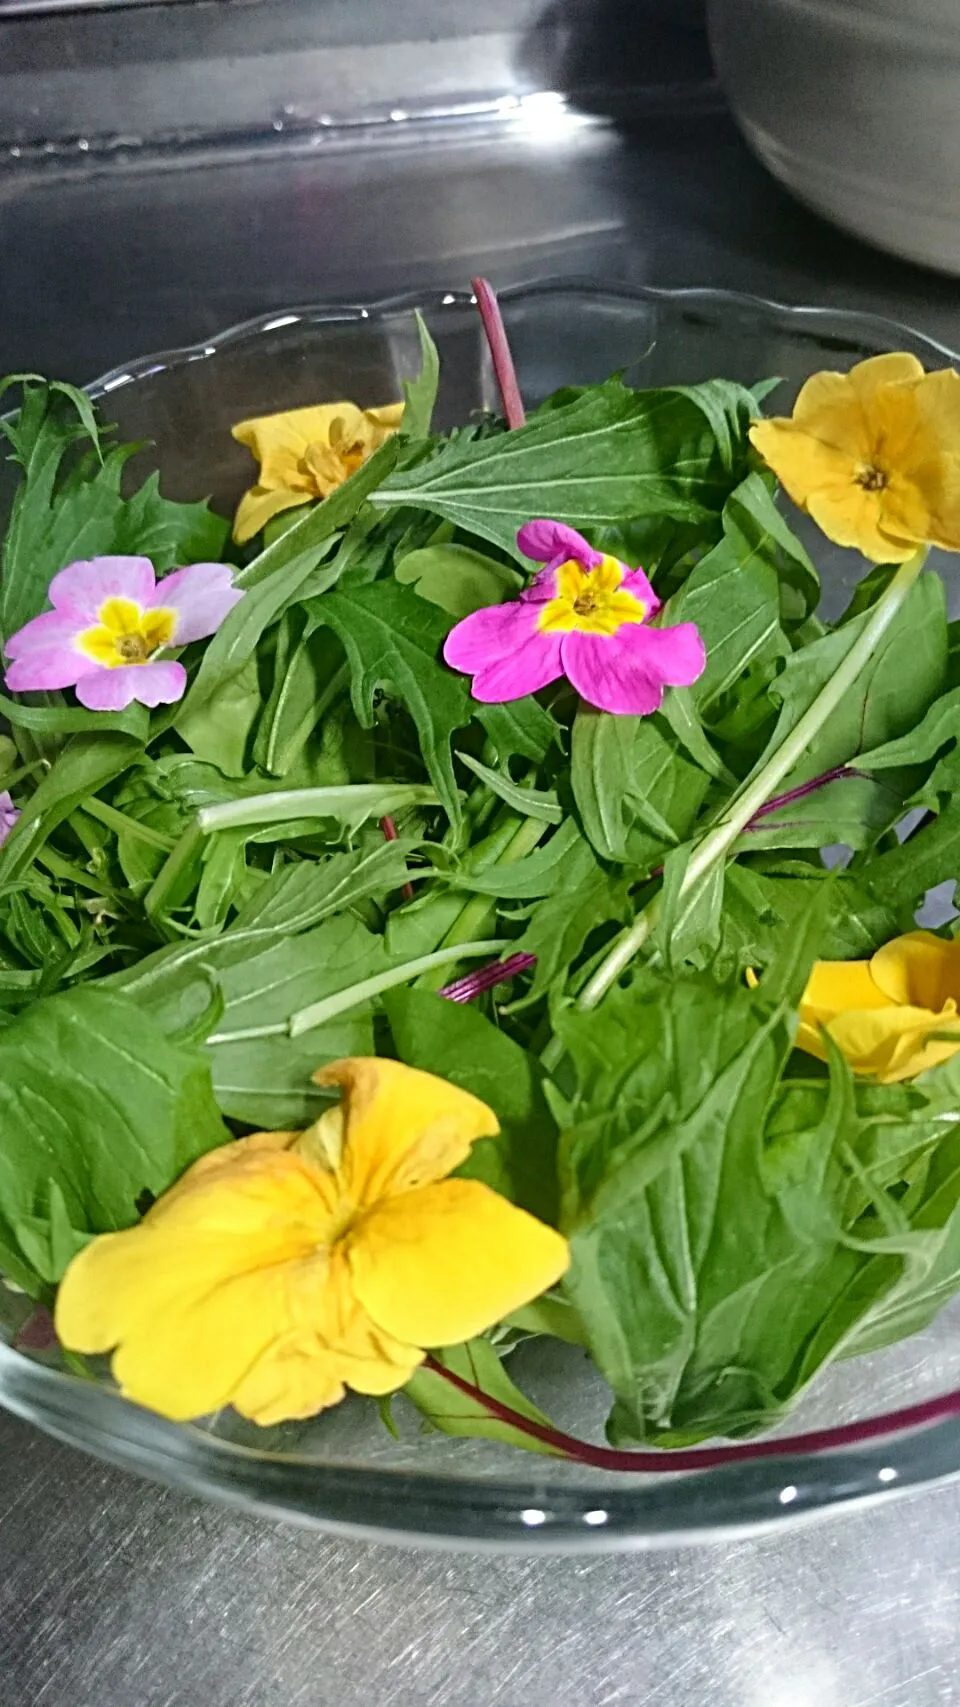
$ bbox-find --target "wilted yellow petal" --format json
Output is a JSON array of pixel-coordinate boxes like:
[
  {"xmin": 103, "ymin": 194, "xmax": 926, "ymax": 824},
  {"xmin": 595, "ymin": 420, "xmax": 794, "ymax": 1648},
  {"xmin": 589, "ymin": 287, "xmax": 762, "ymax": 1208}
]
[
  {"xmin": 348, "ymin": 1177, "xmax": 569, "ymax": 1347},
  {"xmin": 313, "ymin": 1057, "xmax": 499, "ymax": 1205},
  {"xmin": 233, "ymin": 484, "xmax": 312, "ymax": 546},
  {"xmin": 232, "ymin": 399, "xmax": 403, "ymax": 542}
]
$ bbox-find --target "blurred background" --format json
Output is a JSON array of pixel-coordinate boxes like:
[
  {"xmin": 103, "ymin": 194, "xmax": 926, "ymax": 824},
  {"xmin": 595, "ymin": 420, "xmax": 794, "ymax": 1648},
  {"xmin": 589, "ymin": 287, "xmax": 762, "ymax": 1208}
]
[{"xmin": 0, "ymin": 0, "xmax": 958, "ymax": 382}]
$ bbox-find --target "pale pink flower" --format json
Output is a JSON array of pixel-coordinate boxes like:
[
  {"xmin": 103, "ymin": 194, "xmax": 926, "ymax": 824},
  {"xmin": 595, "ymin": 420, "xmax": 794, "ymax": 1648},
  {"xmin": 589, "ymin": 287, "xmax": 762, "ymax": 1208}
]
[
  {"xmin": 0, "ymin": 791, "xmax": 19, "ymax": 847},
  {"xmin": 4, "ymin": 555, "xmax": 242, "ymax": 712}
]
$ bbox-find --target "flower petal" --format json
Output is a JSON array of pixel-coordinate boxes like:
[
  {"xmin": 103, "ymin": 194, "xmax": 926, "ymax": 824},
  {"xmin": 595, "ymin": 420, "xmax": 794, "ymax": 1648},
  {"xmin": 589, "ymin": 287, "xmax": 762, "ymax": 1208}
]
[
  {"xmin": 74, "ymin": 660, "xmax": 186, "ymax": 711},
  {"xmin": 348, "ymin": 1177, "xmax": 569, "ymax": 1348},
  {"xmin": 152, "ymin": 562, "xmax": 243, "ymax": 644},
  {"xmin": 516, "ymin": 519, "xmax": 602, "ymax": 570},
  {"xmin": 619, "ymin": 563, "xmax": 660, "ymax": 614},
  {"xmin": 48, "ymin": 556, "xmax": 156, "ymax": 622},
  {"xmin": 233, "ymin": 484, "xmax": 312, "ymax": 546},
  {"xmin": 232, "ymin": 404, "xmax": 360, "ymax": 483},
  {"xmin": 4, "ymin": 619, "xmax": 92, "ymax": 691},
  {"xmin": 824, "ymin": 1002, "xmax": 960, "ymax": 1083},
  {"xmin": 313, "ymin": 1057, "xmax": 499, "ymax": 1205},
  {"xmin": 749, "ymin": 420, "xmax": 860, "ymax": 516},
  {"xmin": 562, "ymin": 621, "xmax": 705, "ymax": 716},
  {"xmin": 56, "ymin": 1140, "xmax": 342, "ymax": 1420},
  {"xmin": 806, "ymin": 485, "xmax": 916, "ymax": 562},
  {"xmin": 870, "ymin": 930, "xmax": 960, "ymax": 1011},
  {"xmin": 444, "ymin": 601, "xmax": 564, "ymax": 700}
]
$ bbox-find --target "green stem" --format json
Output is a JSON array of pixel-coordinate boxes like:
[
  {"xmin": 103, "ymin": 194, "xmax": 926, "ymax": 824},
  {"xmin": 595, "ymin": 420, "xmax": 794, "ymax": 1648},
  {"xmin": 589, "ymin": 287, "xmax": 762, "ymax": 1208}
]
[
  {"xmin": 577, "ymin": 547, "xmax": 928, "ymax": 1012},
  {"xmin": 418, "ymin": 812, "xmax": 549, "ymax": 991},
  {"xmin": 207, "ymin": 940, "xmax": 510, "ymax": 1045},
  {"xmin": 81, "ymin": 797, "xmax": 177, "ymax": 852}
]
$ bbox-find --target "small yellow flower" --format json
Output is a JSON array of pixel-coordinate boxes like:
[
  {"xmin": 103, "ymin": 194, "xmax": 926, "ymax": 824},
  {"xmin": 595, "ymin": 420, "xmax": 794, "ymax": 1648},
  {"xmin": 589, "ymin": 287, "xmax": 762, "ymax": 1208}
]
[
  {"xmin": 796, "ymin": 930, "xmax": 960, "ymax": 1082},
  {"xmin": 54, "ymin": 1058, "xmax": 569, "ymax": 1426},
  {"xmin": 749, "ymin": 353, "xmax": 960, "ymax": 562},
  {"xmin": 231, "ymin": 400, "xmax": 404, "ymax": 544}
]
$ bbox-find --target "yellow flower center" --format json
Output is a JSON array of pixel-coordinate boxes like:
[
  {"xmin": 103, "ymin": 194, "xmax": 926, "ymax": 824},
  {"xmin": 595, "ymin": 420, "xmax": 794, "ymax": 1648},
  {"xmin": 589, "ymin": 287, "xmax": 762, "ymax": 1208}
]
[
  {"xmin": 537, "ymin": 555, "xmax": 647, "ymax": 637},
  {"xmin": 76, "ymin": 597, "xmax": 177, "ymax": 669},
  {"xmin": 855, "ymin": 463, "xmax": 888, "ymax": 493}
]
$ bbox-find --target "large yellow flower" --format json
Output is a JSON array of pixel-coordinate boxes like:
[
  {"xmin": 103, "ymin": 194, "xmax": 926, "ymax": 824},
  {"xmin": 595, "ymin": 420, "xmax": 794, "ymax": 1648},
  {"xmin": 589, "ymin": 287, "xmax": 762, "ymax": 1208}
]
[
  {"xmin": 797, "ymin": 930, "xmax": 960, "ymax": 1082},
  {"xmin": 231, "ymin": 399, "xmax": 404, "ymax": 544},
  {"xmin": 54, "ymin": 1058, "xmax": 569, "ymax": 1425},
  {"xmin": 749, "ymin": 353, "xmax": 960, "ymax": 562}
]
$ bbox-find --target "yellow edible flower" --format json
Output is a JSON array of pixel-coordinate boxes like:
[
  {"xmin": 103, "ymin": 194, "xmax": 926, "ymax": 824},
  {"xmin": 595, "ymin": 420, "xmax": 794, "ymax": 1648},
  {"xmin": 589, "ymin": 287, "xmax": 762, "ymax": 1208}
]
[
  {"xmin": 54, "ymin": 1057, "xmax": 569, "ymax": 1425},
  {"xmin": 796, "ymin": 930, "xmax": 960, "ymax": 1083},
  {"xmin": 749, "ymin": 353, "xmax": 960, "ymax": 562},
  {"xmin": 231, "ymin": 399, "xmax": 404, "ymax": 544}
]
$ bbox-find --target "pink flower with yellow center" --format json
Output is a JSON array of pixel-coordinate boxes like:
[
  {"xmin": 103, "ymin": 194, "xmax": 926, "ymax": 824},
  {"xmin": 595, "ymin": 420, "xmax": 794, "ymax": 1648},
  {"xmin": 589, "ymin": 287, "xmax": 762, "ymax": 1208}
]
[
  {"xmin": 3, "ymin": 555, "xmax": 242, "ymax": 712},
  {"xmin": 443, "ymin": 520, "xmax": 705, "ymax": 716}
]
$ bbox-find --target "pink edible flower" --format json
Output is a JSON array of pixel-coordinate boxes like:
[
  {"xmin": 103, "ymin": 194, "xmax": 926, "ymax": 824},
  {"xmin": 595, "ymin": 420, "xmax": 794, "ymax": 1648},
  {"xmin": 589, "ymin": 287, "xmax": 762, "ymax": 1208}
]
[
  {"xmin": 3, "ymin": 555, "xmax": 243, "ymax": 712},
  {"xmin": 0, "ymin": 791, "xmax": 19, "ymax": 847},
  {"xmin": 443, "ymin": 520, "xmax": 705, "ymax": 716}
]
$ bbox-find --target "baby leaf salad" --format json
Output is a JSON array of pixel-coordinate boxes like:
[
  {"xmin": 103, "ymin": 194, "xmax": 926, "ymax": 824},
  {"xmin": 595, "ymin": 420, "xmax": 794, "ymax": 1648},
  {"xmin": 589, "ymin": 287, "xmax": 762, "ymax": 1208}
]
[{"xmin": 4, "ymin": 288, "xmax": 960, "ymax": 1464}]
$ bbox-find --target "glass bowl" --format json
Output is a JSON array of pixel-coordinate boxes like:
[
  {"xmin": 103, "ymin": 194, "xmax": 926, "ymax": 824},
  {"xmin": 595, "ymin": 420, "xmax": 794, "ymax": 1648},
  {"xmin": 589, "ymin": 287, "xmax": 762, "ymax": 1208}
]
[{"xmin": 4, "ymin": 281, "xmax": 960, "ymax": 1552}]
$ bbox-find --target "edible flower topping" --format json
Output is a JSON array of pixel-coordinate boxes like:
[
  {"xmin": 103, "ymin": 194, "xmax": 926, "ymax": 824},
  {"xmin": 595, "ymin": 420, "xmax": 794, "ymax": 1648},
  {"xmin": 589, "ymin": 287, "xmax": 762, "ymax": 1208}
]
[
  {"xmin": 797, "ymin": 930, "xmax": 960, "ymax": 1082},
  {"xmin": 54, "ymin": 1057, "xmax": 569, "ymax": 1426},
  {"xmin": 2, "ymin": 555, "xmax": 242, "ymax": 711},
  {"xmin": 443, "ymin": 519, "xmax": 705, "ymax": 716},
  {"xmin": 749, "ymin": 353, "xmax": 960, "ymax": 562},
  {"xmin": 232, "ymin": 400, "xmax": 405, "ymax": 543},
  {"xmin": 0, "ymin": 792, "xmax": 19, "ymax": 847}
]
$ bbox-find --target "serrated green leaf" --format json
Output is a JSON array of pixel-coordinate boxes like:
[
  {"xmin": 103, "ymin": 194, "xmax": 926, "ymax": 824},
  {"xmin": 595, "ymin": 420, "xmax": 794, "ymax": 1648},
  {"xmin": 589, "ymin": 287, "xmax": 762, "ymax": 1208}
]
[
  {"xmin": 370, "ymin": 378, "xmax": 746, "ymax": 556},
  {"xmin": 399, "ymin": 311, "xmax": 440, "ymax": 440},
  {"xmin": 309, "ymin": 578, "xmax": 470, "ymax": 828},
  {"xmin": 0, "ymin": 985, "xmax": 228, "ymax": 1295}
]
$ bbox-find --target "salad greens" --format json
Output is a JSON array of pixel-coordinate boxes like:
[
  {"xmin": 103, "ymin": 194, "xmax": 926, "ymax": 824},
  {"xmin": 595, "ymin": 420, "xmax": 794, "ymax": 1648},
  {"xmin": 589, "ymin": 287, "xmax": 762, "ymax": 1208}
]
[{"xmin": 2, "ymin": 313, "xmax": 960, "ymax": 1458}]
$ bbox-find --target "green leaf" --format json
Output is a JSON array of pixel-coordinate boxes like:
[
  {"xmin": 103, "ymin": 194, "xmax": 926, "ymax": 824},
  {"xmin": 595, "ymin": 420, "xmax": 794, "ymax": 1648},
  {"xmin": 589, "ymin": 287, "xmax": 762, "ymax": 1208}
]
[
  {"xmin": 0, "ymin": 732, "xmax": 143, "ymax": 882},
  {"xmin": 740, "ymin": 773, "xmax": 906, "ymax": 854},
  {"xmin": 459, "ymin": 753, "xmax": 562, "ymax": 824},
  {"xmin": 0, "ymin": 985, "xmax": 228, "ymax": 1295},
  {"xmin": 754, "ymin": 571, "xmax": 947, "ymax": 790},
  {"xmin": 385, "ymin": 987, "xmax": 559, "ymax": 1222},
  {"xmin": 475, "ymin": 697, "xmax": 559, "ymax": 765},
  {"xmin": 0, "ymin": 690, "xmax": 147, "ymax": 741},
  {"xmin": 399, "ymin": 311, "xmax": 440, "ymax": 440},
  {"xmin": 0, "ymin": 383, "xmax": 228, "ymax": 643},
  {"xmin": 669, "ymin": 476, "xmax": 786, "ymax": 711},
  {"xmin": 856, "ymin": 683, "xmax": 960, "ymax": 772},
  {"xmin": 395, "ymin": 543, "xmax": 523, "ymax": 618},
  {"xmin": 403, "ymin": 1339, "xmax": 562, "ymax": 1458},
  {"xmin": 657, "ymin": 842, "xmax": 725, "ymax": 968},
  {"xmin": 554, "ymin": 921, "xmax": 960, "ymax": 1445},
  {"xmin": 513, "ymin": 856, "xmax": 631, "ymax": 1003},
  {"xmin": 309, "ymin": 579, "xmax": 470, "ymax": 828},
  {"xmin": 109, "ymin": 470, "xmax": 228, "ymax": 571},
  {"xmin": 370, "ymin": 378, "xmax": 746, "ymax": 556},
  {"xmin": 442, "ymin": 818, "xmax": 584, "ymax": 899},
  {"xmin": 658, "ymin": 686, "xmax": 734, "ymax": 783},
  {"xmin": 124, "ymin": 912, "xmax": 390, "ymax": 1128},
  {"xmin": 571, "ymin": 706, "xmax": 710, "ymax": 866},
  {"xmin": 230, "ymin": 841, "xmax": 416, "ymax": 933}
]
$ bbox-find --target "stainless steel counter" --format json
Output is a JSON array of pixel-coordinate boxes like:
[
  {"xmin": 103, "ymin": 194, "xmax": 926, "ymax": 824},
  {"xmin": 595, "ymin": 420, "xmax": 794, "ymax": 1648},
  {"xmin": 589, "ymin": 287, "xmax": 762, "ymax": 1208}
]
[
  {"xmin": 2, "ymin": 1407, "xmax": 960, "ymax": 1705},
  {"xmin": 2, "ymin": 12, "xmax": 960, "ymax": 1698}
]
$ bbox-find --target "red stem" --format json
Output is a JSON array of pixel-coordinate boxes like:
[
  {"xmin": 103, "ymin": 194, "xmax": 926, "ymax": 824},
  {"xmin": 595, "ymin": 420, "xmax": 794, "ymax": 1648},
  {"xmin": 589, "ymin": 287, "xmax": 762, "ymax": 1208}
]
[
  {"xmin": 472, "ymin": 277, "xmax": 526, "ymax": 430},
  {"xmin": 379, "ymin": 814, "xmax": 414, "ymax": 902},
  {"xmin": 423, "ymin": 1354, "xmax": 960, "ymax": 1471}
]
